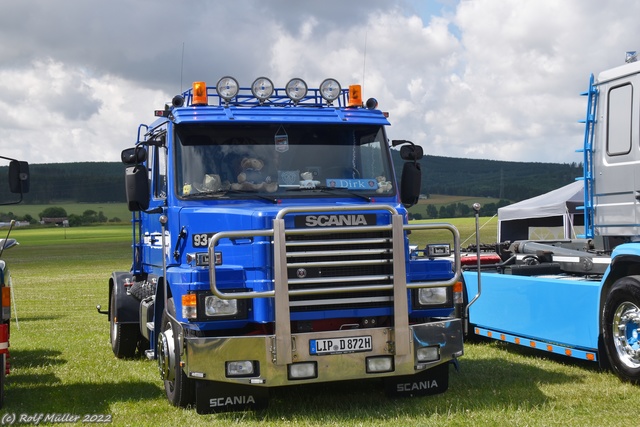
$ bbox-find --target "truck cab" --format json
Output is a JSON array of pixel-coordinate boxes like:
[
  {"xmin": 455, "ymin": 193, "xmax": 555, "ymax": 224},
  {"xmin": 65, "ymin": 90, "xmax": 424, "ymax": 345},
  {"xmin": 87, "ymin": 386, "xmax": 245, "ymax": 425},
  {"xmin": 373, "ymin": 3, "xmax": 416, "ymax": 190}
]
[{"xmin": 108, "ymin": 77, "xmax": 463, "ymax": 413}]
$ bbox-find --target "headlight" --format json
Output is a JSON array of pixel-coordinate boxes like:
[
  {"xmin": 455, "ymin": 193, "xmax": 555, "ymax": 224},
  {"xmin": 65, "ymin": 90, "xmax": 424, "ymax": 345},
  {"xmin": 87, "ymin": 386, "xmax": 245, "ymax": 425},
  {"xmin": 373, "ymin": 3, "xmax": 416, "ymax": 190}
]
[
  {"xmin": 205, "ymin": 295, "xmax": 238, "ymax": 317},
  {"xmin": 418, "ymin": 287, "xmax": 448, "ymax": 305}
]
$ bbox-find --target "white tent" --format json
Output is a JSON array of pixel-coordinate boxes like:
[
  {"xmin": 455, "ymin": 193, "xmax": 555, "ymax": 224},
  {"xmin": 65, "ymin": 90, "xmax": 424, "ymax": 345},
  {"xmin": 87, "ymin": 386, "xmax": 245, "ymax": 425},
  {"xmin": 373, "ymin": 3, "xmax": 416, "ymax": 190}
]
[{"xmin": 498, "ymin": 180, "xmax": 585, "ymax": 242}]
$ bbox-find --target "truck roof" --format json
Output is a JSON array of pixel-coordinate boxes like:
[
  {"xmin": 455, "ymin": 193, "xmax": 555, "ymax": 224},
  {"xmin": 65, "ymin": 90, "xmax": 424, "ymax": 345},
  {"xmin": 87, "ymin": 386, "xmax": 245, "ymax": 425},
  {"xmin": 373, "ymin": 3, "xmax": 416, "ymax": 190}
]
[
  {"xmin": 155, "ymin": 78, "xmax": 391, "ymax": 127},
  {"xmin": 596, "ymin": 60, "xmax": 640, "ymax": 84}
]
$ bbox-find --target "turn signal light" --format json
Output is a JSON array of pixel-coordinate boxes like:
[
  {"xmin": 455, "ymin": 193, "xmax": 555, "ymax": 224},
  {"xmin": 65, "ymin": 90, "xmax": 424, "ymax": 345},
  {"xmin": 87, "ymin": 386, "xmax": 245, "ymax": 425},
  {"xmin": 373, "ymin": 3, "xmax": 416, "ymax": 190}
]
[{"xmin": 182, "ymin": 293, "xmax": 197, "ymax": 319}]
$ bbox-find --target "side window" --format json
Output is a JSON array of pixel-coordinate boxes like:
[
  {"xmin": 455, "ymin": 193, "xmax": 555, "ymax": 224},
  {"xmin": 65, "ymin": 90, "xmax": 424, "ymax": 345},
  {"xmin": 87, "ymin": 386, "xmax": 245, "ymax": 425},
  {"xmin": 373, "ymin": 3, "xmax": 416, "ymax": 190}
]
[
  {"xmin": 607, "ymin": 83, "xmax": 633, "ymax": 156},
  {"xmin": 153, "ymin": 145, "xmax": 167, "ymax": 199}
]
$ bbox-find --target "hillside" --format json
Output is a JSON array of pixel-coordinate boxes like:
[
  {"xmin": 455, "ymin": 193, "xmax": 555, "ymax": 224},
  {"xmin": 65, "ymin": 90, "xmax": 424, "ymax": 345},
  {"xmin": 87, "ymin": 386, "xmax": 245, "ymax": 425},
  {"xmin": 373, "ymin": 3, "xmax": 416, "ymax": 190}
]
[{"xmin": 0, "ymin": 156, "xmax": 581, "ymax": 204}]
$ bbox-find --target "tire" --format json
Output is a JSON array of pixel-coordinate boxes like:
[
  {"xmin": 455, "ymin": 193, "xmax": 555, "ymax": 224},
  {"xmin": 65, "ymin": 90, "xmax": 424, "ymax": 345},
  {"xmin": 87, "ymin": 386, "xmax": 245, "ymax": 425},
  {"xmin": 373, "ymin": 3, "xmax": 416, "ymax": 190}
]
[
  {"xmin": 158, "ymin": 298, "xmax": 194, "ymax": 407},
  {"xmin": 110, "ymin": 286, "xmax": 139, "ymax": 358},
  {"xmin": 602, "ymin": 275, "xmax": 640, "ymax": 383}
]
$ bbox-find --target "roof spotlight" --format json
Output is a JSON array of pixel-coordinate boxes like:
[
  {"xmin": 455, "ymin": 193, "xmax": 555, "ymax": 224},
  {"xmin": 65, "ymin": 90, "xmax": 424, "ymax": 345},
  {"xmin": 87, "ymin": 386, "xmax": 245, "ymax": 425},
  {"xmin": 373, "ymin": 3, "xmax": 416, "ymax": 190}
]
[
  {"xmin": 319, "ymin": 78, "xmax": 341, "ymax": 103},
  {"xmin": 285, "ymin": 78, "xmax": 308, "ymax": 102},
  {"xmin": 365, "ymin": 98, "xmax": 378, "ymax": 110},
  {"xmin": 216, "ymin": 76, "xmax": 239, "ymax": 101},
  {"xmin": 251, "ymin": 77, "xmax": 274, "ymax": 102}
]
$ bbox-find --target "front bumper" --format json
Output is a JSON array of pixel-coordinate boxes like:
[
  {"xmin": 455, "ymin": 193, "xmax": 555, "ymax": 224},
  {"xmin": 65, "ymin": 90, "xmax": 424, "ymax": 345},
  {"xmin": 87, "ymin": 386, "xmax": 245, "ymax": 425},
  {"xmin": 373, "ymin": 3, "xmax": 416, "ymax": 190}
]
[{"xmin": 184, "ymin": 318, "xmax": 463, "ymax": 386}]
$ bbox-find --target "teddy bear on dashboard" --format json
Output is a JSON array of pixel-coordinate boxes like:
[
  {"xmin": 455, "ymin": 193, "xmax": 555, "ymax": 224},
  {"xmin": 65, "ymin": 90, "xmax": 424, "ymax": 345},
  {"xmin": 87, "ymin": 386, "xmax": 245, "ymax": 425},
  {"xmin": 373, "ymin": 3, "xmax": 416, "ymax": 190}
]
[
  {"xmin": 231, "ymin": 157, "xmax": 278, "ymax": 192},
  {"xmin": 376, "ymin": 175, "xmax": 392, "ymax": 193}
]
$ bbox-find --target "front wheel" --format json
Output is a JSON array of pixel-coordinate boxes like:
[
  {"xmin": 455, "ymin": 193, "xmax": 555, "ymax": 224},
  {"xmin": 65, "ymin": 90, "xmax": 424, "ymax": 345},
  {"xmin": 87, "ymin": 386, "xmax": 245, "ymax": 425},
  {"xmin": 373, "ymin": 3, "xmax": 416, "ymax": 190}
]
[
  {"xmin": 602, "ymin": 275, "xmax": 640, "ymax": 383},
  {"xmin": 157, "ymin": 298, "xmax": 194, "ymax": 407}
]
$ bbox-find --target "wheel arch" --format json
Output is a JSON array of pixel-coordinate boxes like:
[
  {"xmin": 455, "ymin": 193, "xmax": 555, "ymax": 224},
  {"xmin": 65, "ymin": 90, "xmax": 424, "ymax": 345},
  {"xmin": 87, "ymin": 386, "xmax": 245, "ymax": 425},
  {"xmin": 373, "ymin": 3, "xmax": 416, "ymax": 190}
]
[{"xmin": 598, "ymin": 255, "xmax": 640, "ymax": 369}]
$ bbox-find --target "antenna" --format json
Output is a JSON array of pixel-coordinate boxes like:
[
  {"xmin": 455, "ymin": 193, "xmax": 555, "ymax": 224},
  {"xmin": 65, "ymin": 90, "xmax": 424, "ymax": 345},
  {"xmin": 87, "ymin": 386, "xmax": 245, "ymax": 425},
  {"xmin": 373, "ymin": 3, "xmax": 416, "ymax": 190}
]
[
  {"xmin": 180, "ymin": 42, "xmax": 185, "ymax": 93},
  {"xmin": 362, "ymin": 31, "xmax": 368, "ymax": 94}
]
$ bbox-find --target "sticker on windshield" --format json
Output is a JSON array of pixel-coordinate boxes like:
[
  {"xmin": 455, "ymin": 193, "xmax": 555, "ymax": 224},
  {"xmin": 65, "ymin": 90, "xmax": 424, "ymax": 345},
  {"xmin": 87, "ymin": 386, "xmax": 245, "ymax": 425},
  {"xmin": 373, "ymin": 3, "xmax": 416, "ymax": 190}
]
[{"xmin": 326, "ymin": 179, "xmax": 378, "ymax": 190}]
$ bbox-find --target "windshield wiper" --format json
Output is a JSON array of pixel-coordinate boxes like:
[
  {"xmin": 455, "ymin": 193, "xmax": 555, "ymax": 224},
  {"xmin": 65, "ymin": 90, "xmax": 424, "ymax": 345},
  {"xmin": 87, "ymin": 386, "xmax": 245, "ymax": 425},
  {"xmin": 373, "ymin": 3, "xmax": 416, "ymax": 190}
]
[{"xmin": 183, "ymin": 189, "xmax": 278, "ymax": 203}]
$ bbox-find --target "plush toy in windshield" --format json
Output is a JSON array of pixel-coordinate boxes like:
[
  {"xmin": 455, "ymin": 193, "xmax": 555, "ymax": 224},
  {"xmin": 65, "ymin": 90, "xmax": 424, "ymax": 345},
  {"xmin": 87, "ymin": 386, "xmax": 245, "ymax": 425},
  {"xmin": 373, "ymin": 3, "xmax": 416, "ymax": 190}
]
[
  {"xmin": 231, "ymin": 157, "xmax": 278, "ymax": 192},
  {"xmin": 376, "ymin": 175, "xmax": 392, "ymax": 193}
]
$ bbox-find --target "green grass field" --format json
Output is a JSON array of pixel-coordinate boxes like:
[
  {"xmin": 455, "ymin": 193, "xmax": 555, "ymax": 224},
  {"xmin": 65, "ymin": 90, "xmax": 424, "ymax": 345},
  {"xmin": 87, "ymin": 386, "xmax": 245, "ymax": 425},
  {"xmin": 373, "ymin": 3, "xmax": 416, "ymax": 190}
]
[{"xmin": 4, "ymin": 222, "xmax": 639, "ymax": 426}]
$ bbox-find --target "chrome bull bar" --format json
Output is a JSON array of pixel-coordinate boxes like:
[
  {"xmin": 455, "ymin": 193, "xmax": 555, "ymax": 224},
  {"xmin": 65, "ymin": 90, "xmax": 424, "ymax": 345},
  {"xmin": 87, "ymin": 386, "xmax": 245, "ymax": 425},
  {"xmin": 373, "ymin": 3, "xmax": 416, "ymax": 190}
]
[{"xmin": 207, "ymin": 205, "xmax": 461, "ymax": 366}]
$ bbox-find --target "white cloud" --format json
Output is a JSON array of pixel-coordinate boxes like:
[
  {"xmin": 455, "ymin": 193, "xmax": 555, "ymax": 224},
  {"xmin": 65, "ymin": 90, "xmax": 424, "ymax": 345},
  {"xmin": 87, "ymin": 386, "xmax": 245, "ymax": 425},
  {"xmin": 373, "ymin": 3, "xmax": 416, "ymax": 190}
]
[{"xmin": 0, "ymin": 58, "xmax": 169, "ymax": 164}]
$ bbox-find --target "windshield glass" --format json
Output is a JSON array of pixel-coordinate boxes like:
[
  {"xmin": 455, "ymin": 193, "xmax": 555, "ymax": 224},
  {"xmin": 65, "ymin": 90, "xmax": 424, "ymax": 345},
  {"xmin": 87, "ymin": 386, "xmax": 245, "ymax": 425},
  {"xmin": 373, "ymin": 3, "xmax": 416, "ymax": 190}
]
[{"xmin": 174, "ymin": 123, "xmax": 394, "ymax": 199}]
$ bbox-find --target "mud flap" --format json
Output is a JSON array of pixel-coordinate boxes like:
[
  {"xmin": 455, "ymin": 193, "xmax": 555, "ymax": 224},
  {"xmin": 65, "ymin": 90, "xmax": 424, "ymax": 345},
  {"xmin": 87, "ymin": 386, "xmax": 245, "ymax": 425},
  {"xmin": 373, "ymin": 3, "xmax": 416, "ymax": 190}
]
[
  {"xmin": 383, "ymin": 362, "xmax": 449, "ymax": 398},
  {"xmin": 195, "ymin": 381, "xmax": 269, "ymax": 414}
]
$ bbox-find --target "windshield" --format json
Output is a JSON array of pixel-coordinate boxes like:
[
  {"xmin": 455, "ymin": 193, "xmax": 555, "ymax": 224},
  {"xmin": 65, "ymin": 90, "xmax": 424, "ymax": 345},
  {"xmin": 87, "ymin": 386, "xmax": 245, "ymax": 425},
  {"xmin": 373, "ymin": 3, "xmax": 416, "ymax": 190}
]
[{"xmin": 174, "ymin": 123, "xmax": 394, "ymax": 199}]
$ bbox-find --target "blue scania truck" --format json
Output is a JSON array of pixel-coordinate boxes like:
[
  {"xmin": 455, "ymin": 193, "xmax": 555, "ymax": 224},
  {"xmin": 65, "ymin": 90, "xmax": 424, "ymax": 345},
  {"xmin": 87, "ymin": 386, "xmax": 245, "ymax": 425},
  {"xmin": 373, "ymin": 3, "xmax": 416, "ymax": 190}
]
[
  {"xmin": 463, "ymin": 59, "xmax": 640, "ymax": 384},
  {"xmin": 105, "ymin": 77, "xmax": 463, "ymax": 413}
]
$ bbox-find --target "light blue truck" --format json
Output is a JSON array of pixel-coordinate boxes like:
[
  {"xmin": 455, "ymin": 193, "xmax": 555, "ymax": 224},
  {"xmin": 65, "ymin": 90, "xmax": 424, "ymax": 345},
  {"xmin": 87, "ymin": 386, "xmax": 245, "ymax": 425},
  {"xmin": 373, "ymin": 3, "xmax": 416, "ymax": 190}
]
[{"xmin": 463, "ymin": 60, "xmax": 640, "ymax": 384}]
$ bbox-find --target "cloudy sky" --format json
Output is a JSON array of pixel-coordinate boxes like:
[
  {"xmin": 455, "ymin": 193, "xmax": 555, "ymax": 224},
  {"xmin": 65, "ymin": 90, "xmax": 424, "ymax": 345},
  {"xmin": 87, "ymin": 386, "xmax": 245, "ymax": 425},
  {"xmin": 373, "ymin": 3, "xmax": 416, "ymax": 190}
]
[{"xmin": 1, "ymin": 0, "xmax": 638, "ymax": 165}]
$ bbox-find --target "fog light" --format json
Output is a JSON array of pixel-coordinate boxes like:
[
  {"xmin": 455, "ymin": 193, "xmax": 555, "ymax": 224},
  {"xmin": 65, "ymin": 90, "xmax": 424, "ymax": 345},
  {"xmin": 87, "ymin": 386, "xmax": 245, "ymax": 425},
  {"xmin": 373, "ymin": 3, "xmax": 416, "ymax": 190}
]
[
  {"xmin": 418, "ymin": 287, "xmax": 448, "ymax": 305},
  {"xmin": 226, "ymin": 360, "xmax": 256, "ymax": 377},
  {"xmin": 285, "ymin": 78, "xmax": 308, "ymax": 102},
  {"xmin": 205, "ymin": 295, "xmax": 238, "ymax": 317},
  {"xmin": 366, "ymin": 356, "xmax": 394, "ymax": 373},
  {"xmin": 251, "ymin": 77, "xmax": 274, "ymax": 101},
  {"xmin": 288, "ymin": 362, "xmax": 317, "ymax": 380},
  {"xmin": 319, "ymin": 78, "xmax": 341, "ymax": 103},
  {"xmin": 216, "ymin": 76, "xmax": 239, "ymax": 101},
  {"xmin": 416, "ymin": 346, "xmax": 440, "ymax": 363}
]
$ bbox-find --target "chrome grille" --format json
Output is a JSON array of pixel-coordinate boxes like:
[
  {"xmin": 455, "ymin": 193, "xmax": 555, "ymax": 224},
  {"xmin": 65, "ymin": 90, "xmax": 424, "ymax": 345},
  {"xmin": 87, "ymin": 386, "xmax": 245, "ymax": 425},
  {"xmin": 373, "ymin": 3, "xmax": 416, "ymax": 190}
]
[{"xmin": 286, "ymin": 230, "xmax": 395, "ymax": 311}]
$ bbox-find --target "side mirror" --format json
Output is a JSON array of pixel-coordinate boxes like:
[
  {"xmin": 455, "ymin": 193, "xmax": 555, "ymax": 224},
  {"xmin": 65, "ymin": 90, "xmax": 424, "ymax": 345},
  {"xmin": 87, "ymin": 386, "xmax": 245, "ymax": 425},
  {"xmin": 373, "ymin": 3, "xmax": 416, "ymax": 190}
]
[
  {"xmin": 8, "ymin": 160, "xmax": 29, "ymax": 194},
  {"xmin": 392, "ymin": 140, "xmax": 423, "ymax": 207},
  {"xmin": 124, "ymin": 165, "xmax": 150, "ymax": 211},
  {"xmin": 122, "ymin": 147, "xmax": 147, "ymax": 165},
  {"xmin": 399, "ymin": 144, "xmax": 423, "ymax": 161},
  {"xmin": 400, "ymin": 162, "xmax": 421, "ymax": 207}
]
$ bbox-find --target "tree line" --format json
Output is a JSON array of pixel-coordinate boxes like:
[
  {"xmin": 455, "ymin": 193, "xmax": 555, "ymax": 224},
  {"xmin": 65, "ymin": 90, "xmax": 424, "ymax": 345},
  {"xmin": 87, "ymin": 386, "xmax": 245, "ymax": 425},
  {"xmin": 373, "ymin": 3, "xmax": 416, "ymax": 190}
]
[{"xmin": 0, "ymin": 156, "xmax": 582, "ymax": 205}]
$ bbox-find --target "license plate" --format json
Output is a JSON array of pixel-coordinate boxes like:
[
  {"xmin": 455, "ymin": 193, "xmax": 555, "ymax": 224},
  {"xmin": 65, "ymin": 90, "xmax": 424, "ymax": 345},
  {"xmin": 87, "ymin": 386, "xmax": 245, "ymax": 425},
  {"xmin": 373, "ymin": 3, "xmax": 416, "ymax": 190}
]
[{"xmin": 309, "ymin": 335, "xmax": 373, "ymax": 355}]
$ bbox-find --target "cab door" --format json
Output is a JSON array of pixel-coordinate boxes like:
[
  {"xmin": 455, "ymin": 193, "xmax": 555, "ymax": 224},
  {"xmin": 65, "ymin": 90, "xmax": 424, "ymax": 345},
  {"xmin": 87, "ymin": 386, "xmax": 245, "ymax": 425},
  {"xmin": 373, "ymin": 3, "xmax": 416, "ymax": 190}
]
[{"xmin": 594, "ymin": 74, "xmax": 640, "ymax": 239}]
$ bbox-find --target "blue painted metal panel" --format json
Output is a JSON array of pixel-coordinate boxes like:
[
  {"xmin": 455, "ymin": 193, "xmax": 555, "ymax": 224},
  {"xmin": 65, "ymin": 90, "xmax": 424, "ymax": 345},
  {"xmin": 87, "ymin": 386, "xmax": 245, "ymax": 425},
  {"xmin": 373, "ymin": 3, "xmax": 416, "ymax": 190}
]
[
  {"xmin": 171, "ymin": 105, "xmax": 390, "ymax": 126},
  {"xmin": 463, "ymin": 271, "xmax": 601, "ymax": 350}
]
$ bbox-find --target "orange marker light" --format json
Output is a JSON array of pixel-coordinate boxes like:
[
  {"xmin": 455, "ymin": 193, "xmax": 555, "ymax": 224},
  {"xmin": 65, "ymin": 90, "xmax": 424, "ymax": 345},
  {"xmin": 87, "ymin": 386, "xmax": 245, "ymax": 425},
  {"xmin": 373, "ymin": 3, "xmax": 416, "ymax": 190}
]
[
  {"xmin": 453, "ymin": 281, "xmax": 463, "ymax": 293},
  {"xmin": 348, "ymin": 85, "xmax": 362, "ymax": 107},
  {"xmin": 192, "ymin": 81, "xmax": 208, "ymax": 106},
  {"xmin": 1, "ymin": 287, "xmax": 9, "ymax": 308}
]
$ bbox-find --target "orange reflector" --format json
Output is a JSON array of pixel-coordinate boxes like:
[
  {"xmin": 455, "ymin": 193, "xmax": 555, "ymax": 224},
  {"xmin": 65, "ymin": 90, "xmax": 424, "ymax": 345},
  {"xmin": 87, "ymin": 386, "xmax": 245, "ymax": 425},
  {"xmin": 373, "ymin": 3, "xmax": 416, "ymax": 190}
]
[
  {"xmin": 453, "ymin": 281, "xmax": 463, "ymax": 293},
  {"xmin": 547, "ymin": 345, "xmax": 553, "ymax": 352},
  {"xmin": 192, "ymin": 81, "xmax": 208, "ymax": 105},
  {"xmin": 500, "ymin": 334, "xmax": 505, "ymax": 340},
  {"xmin": 565, "ymin": 349, "xmax": 572, "ymax": 356},
  {"xmin": 487, "ymin": 331, "xmax": 492, "ymax": 338},
  {"xmin": 347, "ymin": 85, "xmax": 362, "ymax": 107},
  {"xmin": 530, "ymin": 341, "xmax": 536, "ymax": 348},
  {"xmin": 587, "ymin": 353, "xmax": 595, "ymax": 361},
  {"xmin": 1, "ymin": 288, "xmax": 9, "ymax": 308},
  {"xmin": 474, "ymin": 328, "xmax": 479, "ymax": 334},
  {"xmin": 515, "ymin": 338, "xmax": 520, "ymax": 344},
  {"xmin": 182, "ymin": 293, "xmax": 197, "ymax": 307}
]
